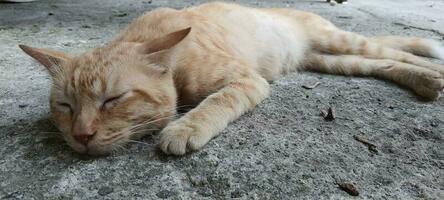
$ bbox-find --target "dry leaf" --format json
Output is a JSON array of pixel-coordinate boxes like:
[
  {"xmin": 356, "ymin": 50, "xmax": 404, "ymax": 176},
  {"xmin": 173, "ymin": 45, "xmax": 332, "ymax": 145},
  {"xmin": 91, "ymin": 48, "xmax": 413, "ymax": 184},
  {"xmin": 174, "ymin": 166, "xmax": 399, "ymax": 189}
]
[
  {"xmin": 321, "ymin": 107, "xmax": 336, "ymax": 121},
  {"xmin": 337, "ymin": 182, "xmax": 359, "ymax": 196},
  {"xmin": 353, "ymin": 135, "xmax": 378, "ymax": 154},
  {"xmin": 302, "ymin": 82, "xmax": 321, "ymax": 89}
]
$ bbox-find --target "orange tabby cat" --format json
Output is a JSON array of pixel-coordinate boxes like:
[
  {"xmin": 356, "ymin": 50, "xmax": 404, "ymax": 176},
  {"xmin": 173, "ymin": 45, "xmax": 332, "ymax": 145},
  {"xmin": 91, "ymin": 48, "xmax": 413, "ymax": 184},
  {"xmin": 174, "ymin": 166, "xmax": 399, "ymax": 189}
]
[{"xmin": 20, "ymin": 2, "xmax": 444, "ymax": 155}]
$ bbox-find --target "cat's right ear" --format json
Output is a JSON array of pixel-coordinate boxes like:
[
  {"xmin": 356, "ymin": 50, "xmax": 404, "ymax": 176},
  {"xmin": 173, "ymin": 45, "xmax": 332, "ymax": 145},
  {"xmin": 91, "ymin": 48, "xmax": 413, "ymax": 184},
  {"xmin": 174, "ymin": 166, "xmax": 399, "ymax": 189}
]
[
  {"xmin": 138, "ymin": 27, "xmax": 192, "ymax": 55},
  {"xmin": 19, "ymin": 45, "xmax": 71, "ymax": 75}
]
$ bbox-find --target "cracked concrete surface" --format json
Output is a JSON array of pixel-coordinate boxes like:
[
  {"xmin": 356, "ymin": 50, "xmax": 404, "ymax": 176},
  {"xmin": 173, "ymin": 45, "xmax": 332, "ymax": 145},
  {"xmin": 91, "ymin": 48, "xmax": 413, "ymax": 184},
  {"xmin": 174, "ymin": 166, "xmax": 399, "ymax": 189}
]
[{"xmin": 0, "ymin": 0, "xmax": 443, "ymax": 199}]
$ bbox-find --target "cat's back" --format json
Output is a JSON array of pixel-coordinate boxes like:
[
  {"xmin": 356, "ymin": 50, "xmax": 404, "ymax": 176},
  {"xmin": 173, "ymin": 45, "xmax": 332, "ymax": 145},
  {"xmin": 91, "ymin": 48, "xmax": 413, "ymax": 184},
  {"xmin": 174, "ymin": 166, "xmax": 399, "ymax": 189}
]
[
  {"xmin": 190, "ymin": 2, "xmax": 308, "ymax": 77},
  {"xmin": 115, "ymin": 2, "xmax": 308, "ymax": 79}
]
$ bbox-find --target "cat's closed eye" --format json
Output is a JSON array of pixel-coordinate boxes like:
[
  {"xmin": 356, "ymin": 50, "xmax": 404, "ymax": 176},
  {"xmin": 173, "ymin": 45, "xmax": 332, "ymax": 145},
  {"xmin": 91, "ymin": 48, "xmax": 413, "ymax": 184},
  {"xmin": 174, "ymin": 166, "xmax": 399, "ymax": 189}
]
[
  {"xmin": 57, "ymin": 102, "xmax": 73, "ymax": 113},
  {"xmin": 102, "ymin": 92, "xmax": 128, "ymax": 110}
]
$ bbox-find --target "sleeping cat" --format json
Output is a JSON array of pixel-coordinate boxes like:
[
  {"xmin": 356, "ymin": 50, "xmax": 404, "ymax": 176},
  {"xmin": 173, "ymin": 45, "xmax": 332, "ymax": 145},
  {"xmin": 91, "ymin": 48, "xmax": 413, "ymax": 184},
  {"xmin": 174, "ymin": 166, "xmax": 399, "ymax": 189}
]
[{"xmin": 20, "ymin": 2, "xmax": 444, "ymax": 156}]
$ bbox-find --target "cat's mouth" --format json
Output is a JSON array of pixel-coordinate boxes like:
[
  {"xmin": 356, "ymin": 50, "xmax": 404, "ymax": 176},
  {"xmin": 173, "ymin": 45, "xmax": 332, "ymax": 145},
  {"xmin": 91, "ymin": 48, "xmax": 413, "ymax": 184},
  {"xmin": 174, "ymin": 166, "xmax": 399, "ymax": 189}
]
[
  {"xmin": 62, "ymin": 114, "xmax": 171, "ymax": 156},
  {"xmin": 67, "ymin": 129, "xmax": 160, "ymax": 156},
  {"xmin": 69, "ymin": 141, "xmax": 121, "ymax": 156},
  {"xmin": 64, "ymin": 133, "xmax": 124, "ymax": 155}
]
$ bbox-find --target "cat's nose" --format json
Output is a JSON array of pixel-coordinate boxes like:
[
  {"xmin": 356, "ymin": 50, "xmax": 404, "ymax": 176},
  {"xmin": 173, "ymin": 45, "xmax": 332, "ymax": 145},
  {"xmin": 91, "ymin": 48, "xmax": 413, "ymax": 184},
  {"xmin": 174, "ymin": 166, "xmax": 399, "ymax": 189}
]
[{"xmin": 74, "ymin": 132, "xmax": 96, "ymax": 145}]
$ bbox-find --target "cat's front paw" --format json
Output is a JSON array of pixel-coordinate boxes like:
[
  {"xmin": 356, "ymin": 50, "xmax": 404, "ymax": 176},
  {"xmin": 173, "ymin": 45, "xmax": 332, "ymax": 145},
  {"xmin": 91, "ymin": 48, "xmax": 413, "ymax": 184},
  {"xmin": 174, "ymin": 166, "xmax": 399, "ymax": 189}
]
[{"xmin": 159, "ymin": 123, "xmax": 212, "ymax": 155}]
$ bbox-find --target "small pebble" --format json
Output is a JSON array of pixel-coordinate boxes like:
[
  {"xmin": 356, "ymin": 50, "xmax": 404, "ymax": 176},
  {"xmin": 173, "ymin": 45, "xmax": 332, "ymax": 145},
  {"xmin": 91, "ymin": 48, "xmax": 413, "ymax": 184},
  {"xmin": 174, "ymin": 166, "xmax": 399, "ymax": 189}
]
[
  {"xmin": 430, "ymin": 121, "xmax": 439, "ymax": 127},
  {"xmin": 114, "ymin": 12, "xmax": 128, "ymax": 17},
  {"xmin": 231, "ymin": 189, "xmax": 244, "ymax": 198},
  {"xmin": 337, "ymin": 16, "xmax": 352, "ymax": 19},
  {"xmin": 156, "ymin": 190, "xmax": 176, "ymax": 199},
  {"xmin": 63, "ymin": 42, "xmax": 73, "ymax": 47},
  {"xmin": 97, "ymin": 186, "xmax": 113, "ymax": 196}
]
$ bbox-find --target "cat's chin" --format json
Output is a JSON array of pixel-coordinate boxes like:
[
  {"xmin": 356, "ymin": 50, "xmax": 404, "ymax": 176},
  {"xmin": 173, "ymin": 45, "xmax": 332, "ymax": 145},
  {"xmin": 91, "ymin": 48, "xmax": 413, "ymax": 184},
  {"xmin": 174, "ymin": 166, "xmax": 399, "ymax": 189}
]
[
  {"xmin": 67, "ymin": 141, "xmax": 112, "ymax": 156},
  {"xmin": 85, "ymin": 144, "xmax": 115, "ymax": 156},
  {"xmin": 69, "ymin": 143, "xmax": 88, "ymax": 155}
]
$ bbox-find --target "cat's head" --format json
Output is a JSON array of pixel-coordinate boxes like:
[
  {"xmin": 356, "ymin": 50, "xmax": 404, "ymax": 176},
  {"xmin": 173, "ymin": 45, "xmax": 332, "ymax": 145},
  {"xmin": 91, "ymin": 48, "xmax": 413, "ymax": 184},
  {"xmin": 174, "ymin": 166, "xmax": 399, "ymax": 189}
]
[{"xmin": 19, "ymin": 28, "xmax": 191, "ymax": 155}]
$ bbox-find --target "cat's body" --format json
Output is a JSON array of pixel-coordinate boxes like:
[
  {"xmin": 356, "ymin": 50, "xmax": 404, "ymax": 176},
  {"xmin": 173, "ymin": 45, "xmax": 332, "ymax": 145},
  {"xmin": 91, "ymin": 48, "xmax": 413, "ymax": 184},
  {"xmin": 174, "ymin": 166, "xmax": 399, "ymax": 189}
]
[
  {"xmin": 20, "ymin": 2, "xmax": 444, "ymax": 155},
  {"xmin": 115, "ymin": 3, "xmax": 308, "ymax": 102}
]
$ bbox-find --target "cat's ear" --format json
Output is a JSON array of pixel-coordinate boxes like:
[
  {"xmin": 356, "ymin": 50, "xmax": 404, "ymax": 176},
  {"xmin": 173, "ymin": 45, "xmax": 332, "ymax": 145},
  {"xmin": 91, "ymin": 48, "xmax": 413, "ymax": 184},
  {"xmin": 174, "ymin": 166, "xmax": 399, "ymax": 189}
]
[
  {"xmin": 138, "ymin": 27, "xmax": 191, "ymax": 55},
  {"xmin": 19, "ymin": 45, "xmax": 71, "ymax": 74}
]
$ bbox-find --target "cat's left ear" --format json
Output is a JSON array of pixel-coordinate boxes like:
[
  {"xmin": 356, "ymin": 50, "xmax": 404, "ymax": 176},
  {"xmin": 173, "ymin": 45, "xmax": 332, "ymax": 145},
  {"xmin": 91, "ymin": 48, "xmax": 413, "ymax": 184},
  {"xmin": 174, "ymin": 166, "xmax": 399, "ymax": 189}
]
[
  {"xmin": 19, "ymin": 45, "xmax": 71, "ymax": 75},
  {"xmin": 137, "ymin": 27, "xmax": 191, "ymax": 57}
]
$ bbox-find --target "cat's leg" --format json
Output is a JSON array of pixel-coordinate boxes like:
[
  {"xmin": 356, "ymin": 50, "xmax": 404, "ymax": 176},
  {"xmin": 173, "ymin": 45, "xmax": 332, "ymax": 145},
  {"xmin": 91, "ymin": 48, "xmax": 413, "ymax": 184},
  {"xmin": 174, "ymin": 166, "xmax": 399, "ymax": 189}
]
[
  {"xmin": 310, "ymin": 30, "xmax": 444, "ymax": 75},
  {"xmin": 304, "ymin": 54, "xmax": 444, "ymax": 99},
  {"xmin": 159, "ymin": 74, "xmax": 270, "ymax": 155},
  {"xmin": 368, "ymin": 36, "xmax": 444, "ymax": 60}
]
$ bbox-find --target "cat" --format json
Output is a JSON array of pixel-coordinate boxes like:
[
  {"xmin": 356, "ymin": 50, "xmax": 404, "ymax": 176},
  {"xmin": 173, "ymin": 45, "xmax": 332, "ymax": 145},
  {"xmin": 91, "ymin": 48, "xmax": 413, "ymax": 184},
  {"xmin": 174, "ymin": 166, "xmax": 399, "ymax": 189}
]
[{"xmin": 19, "ymin": 2, "xmax": 444, "ymax": 156}]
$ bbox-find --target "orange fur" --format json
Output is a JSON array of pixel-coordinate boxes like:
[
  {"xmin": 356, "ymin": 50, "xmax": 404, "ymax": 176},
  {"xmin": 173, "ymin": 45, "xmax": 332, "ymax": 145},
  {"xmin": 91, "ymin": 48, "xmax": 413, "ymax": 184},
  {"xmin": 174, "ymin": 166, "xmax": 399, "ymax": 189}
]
[{"xmin": 20, "ymin": 2, "xmax": 444, "ymax": 155}]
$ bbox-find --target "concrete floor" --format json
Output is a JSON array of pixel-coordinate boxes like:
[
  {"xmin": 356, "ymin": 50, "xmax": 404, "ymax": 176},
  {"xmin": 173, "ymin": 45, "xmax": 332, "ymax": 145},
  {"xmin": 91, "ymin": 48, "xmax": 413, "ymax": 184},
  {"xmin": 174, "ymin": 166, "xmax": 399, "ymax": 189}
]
[{"xmin": 0, "ymin": 0, "xmax": 443, "ymax": 199}]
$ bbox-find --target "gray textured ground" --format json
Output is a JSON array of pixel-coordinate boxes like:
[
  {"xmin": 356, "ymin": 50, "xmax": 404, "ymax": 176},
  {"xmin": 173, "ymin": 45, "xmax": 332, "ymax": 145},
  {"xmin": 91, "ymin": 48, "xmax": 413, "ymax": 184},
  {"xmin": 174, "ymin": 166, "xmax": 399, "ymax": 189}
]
[{"xmin": 1, "ymin": 0, "xmax": 444, "ymax": 199}]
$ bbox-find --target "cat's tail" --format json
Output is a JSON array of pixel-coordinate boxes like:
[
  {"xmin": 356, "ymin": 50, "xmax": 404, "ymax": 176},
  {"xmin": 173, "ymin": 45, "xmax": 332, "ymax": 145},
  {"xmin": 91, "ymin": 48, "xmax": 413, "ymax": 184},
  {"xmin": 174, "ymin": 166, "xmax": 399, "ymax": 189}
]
[
  {"xmin": 368, "ymin": 36, "xmax": 444, "ymax": 60},
  {"xmin": 310, "ymin": 29, "xmax": 444, "ymax": 75}
]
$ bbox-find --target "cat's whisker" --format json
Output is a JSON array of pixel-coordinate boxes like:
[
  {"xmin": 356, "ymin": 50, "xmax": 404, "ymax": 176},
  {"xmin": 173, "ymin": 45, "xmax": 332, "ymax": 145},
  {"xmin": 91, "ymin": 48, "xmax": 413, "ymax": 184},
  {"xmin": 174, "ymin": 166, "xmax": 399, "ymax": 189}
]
[
  {"xmin": 118, "ymin": 144, "xmax": 127, "ymax": 151},
  {"xmin": 102, "ymin": 129, "xmax": 127, "ymax": 142},
  {"xmin": 130, "ymin": 114, "xmax": 181, "ymax": 130},
  {"xmin": 128, "ymin": 112, "xmax": 187, "ymax": 134},
  {"xmin": 40, "ymin": 132, "xmax": 65, "ymax": 139},
  {"xmin": 127, "ymin": 139, "xmax": 155, "ymax": 147},
  {"xmin": 137, "ymin": 104, "xmax": 191, "ymax": 123},
  {"xmin": 128, "ymin": 129, "xmax": 159, "ymax": 139},
  {"xmin": 111, "ymin": 142, "xmax": 128, "ymax": 154},
  {"xmin": 109, "ymin": 147, "xmax": 117, "ymax": 156},
  {"xmin": 130, "ymin": 128, "xmax": 160, "ymax": 134},
  {"xmin": 110, "ymin": 146, "xmax": 123, "ymax": 156},
  {"xmin": 130, "ymin": 113, "xmax": 171, "ymax": 127}
]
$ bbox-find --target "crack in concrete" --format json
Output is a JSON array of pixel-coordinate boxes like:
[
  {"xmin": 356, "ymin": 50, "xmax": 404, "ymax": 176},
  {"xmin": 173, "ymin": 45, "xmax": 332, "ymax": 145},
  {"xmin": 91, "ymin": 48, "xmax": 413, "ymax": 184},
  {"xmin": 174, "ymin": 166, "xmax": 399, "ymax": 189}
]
[
  {"xmin": 356, "ymin": 8, "xmax": 382, "ymax": 20},
  {"xmin": 356, "ymin": 8, "xmax": 444, "ymax": 39},
  {"xmin": 392, "ymin": 22, "xmax": 444, "ymax": 38}
]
